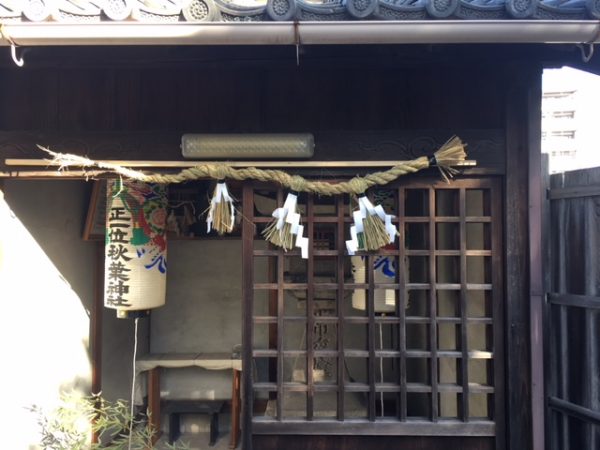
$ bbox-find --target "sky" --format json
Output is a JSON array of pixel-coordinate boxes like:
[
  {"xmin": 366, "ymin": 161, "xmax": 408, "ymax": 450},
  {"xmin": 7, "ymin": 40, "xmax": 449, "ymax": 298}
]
[{"xmin": 542, "ymin": 66, "xmax": 600, "ymax": 173}]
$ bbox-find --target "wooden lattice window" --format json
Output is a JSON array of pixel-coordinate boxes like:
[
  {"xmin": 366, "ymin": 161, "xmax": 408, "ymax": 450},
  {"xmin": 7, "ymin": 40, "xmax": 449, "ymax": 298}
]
[{"xmin": 241, "ymin": 178, "xmax": 503, "ymax": 438}]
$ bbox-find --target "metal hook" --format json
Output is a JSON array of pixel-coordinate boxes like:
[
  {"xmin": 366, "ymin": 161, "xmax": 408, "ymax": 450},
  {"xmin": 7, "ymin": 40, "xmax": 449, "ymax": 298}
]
[
  {"xmin": 577, "ymin": 43, "xmax": 595, "ymax": 63},
  {"xmin": 10, "ymin": 43, "xmax": 24, "ymax": 67},
  {"xmin": 1, "ymin": 24, "xmax": 24, "ymax": 67},
  {"xmin": 294, "ymin": 21, "xmax": 300, "ymax": 67}
]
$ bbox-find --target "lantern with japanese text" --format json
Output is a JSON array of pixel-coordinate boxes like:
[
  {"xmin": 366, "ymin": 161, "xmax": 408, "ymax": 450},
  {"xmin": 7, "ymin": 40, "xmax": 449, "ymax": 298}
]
[
  {"xmin": 350, "ymin": 189, "xmax": 398, "ymax": 313},
  {"xmin": 104, "ymin": 180, "xmax": 168, "ymax": 318},
  {"xmin": 351, "ymin": 255, "xmax": 397, "ymax": 313}
]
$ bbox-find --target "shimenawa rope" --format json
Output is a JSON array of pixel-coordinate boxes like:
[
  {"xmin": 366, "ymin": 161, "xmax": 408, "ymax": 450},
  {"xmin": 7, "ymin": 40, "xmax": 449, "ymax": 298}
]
[{"xmin": 38, "ymin": 136, "xmax": 467, "ymax": 195}]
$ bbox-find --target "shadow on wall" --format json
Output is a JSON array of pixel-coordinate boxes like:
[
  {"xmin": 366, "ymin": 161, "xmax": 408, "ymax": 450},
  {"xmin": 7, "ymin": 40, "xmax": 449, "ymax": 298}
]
[{"xmin": 0, "ymin": 186, "xmax": 92, "ymax": 450}]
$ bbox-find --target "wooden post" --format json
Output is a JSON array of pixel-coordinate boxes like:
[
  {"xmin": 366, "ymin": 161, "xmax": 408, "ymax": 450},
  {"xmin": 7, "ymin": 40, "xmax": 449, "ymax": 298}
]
[
  {"xmin": 504, "ymin": 66, "xmax": 530, "ymax": 450},
  {"xmin": 527, "ymin": 65, "xmax": 545, "ymax": 450},
  {"xmin": 148, "ymin": 368, "xmax": 161, "ymax": 444},
  {"xmin": 230, "ymin": 369, "xmax": 241, "ymax": 449},
  {"xmin": 504, "ymin": 62, "xmax": 543, "ymax": 450},
  {"xmin": 91, "ymin": 242, "xmax": 104, "ymax": 444},
  {"xmin": 242, "ymin": 183, "xmax": 255, "ymax": 450}
]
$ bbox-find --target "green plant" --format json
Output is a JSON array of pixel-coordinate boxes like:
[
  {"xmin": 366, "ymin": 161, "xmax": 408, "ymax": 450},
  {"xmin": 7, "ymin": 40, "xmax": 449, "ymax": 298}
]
[{"xmin": 30, "ymin": 392, "xmax": 189, "ymax": 450}]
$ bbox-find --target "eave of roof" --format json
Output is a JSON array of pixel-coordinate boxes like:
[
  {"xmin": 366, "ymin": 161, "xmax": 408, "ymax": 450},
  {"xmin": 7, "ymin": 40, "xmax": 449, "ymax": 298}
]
[{"xmin": 0, "ymin": 20, "xmax": 599, "ymax": 46}]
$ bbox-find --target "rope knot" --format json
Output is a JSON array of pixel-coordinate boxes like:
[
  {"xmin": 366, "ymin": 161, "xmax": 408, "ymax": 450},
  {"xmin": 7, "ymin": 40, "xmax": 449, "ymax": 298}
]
[
  {"xmin": 290, "ymin": 175, "xmax": 308, "ymax": 193},
  {"xmin": 212, "ymin": 164, "xmax": 229, "ymax": 180},
  {"xmin": 348, "ymin": 177, "xmax": 369, "ymax": 195}
]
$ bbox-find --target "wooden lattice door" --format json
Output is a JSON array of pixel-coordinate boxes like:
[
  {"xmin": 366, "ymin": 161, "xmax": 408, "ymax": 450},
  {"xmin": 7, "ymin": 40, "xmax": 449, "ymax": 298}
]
[{"xmin": 241, "ymin": 178, "xmax": 504, "ymax": 450}]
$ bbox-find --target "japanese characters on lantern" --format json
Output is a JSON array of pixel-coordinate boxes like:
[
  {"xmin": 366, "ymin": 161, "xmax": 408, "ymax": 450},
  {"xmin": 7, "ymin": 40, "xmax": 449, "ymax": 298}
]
[{"xmin": 105, "ymin": 180, "xmax": 167, "ymax": 317}]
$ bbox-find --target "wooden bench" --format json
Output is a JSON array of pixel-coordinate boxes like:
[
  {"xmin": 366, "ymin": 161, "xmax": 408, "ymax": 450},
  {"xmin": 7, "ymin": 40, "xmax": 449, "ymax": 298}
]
[{"xmin": 162, "ymin": 400, "xmax": 224, "ymax": 446}]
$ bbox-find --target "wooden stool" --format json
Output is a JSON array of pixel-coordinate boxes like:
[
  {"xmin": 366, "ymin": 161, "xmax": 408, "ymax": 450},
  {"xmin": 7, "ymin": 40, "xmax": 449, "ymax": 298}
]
[{"xmin": 162, "ymin": 400, "xmax": 224, "ymax": 446}]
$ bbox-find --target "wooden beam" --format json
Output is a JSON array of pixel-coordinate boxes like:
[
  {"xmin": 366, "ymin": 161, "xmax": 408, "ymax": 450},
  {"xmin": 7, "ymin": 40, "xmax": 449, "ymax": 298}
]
[
  {"xmin": 548, "ymin": 293, "xmax": 600, "ymax": 310},
  {"xmin": 396, "ymin": 186, "xmax": 407, "ymax": 422},
  {"xmin": 1, "ymin": 159, "xmax": 476, "ymax": 180},
  {"xmin": 490, "ymin": 178, "xmax": 506, "ymax": 450},
  {"xmin": 504, "ymin": 65, "xmax": 534, "ymax": 450},
  {"xmin": 548, "ymin": 397, "xmax": 600, "ymax": 427},
  {"xmin": 276, "ymin": 189, "xmax": 284, "ymax": 423},
  {"xmin": 241, "ymin": 183, "xmax": 255, "ymax": 450},
  {"xmin": 540, "ymin": 153, "xmax": 552, "ymax": 450},
  {"xmin": 548, "ymin": 184, "xmax": 600, "ymax": 200},
  {"xmin": 230, "ymin": 369, "xmax": 241, "ymax": 449},
  {"xmin": 91, "ymin": 242, "xmax": 104, "ymax": 443},
  {"xmin": 367, "ymin": 255, "xmax": 376, "ymax": 421},
  {"xmin": 252, "ymin": 419, "xmax": 496, "ymax": 436},
  {"xmin": 428, "ymin": 188, "xmax": 439, "ymax": 423},
  {"xmin": 458, "ymin": 188, "xmax": 470, "ymax": 421},
  {"xmin": 527, "ymin": 64, "xmax": 545, "ymax": 450},
  {"xmin": 5, "ymin": 158, "xmax": 477, "ymax": 168},
  {"xmin": 336, "ymin": 195, "xmax": 346, "ymax": 421},
  {"xmin": 0, "ymin": 170, "xmax": 108, "ymax": 179},
  {"xmin": 306, "ymin": 196, "xmax": 315, "ymax": 421},
  {"xmin": 148, "ymin": 368, "xmax": 161, "ymax": 444}
]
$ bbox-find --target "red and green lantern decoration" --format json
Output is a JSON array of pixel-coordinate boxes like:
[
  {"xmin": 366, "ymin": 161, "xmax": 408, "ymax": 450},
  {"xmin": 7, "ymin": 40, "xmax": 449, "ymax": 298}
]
[{"xmin": 104, "ymin": 180, "xmax": 168, "ymax": 318}]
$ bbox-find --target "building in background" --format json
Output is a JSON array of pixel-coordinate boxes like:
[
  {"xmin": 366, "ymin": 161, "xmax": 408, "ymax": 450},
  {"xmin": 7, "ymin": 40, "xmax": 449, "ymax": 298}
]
[{"xmin": 542, "ymin": 67, "xmax": 600, "ymax": 173}]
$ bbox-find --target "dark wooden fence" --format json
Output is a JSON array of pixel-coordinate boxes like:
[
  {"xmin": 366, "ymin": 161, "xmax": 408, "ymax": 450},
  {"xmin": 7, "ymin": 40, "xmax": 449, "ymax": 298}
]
[{"xmin": 547, "ymin": 167, "xmax": 600, "ymax": 450}]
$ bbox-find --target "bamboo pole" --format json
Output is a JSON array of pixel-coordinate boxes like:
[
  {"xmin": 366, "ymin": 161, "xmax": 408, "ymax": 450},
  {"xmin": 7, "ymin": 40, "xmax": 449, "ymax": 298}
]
[
  {"xmin": 0, "ymin": 170, "xmax": 108, "ymax": 179},
  {"xmin": 5, "ymin": 158, "xmax": 476, "ymax": 169}
]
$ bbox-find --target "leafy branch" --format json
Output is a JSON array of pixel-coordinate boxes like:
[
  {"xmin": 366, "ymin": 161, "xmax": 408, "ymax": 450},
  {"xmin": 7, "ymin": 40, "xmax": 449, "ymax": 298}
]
[{"xmin": 29, "ymin": 392, "xmax": 189, "ymax": 450}]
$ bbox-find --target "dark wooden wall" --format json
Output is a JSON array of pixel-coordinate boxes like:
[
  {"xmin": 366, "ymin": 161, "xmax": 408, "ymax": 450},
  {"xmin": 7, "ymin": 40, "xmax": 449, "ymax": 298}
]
[
  {"xmin": 0, "ymin": 47, "xmax": 506, "ymax": 133},
  {"xmin": 0, "ymin": 48, "xmax": 508, "ymax": 174}
]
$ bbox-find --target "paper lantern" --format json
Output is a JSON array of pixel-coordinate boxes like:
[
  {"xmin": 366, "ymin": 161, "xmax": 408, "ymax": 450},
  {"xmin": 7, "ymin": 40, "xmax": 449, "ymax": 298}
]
[
  {"xmin": 351, "ymin": 255, "xmax": 396, "ymax": 313},
  {"xmin": 104, "ymin": 180, "xmax": 168, "ymax": 318}
]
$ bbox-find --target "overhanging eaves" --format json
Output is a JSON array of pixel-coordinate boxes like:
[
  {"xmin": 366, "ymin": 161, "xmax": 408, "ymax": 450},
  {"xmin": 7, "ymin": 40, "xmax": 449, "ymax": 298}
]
[{"xmin": 0, "ymin": 20, "xmax": 599, "ymax": 46}]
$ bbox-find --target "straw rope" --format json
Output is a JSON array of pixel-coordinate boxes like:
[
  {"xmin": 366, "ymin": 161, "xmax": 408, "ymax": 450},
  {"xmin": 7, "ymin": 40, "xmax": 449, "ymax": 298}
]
[{"xmin": 39, "ymin": 136, "xmax": 467, "ymax": 194}]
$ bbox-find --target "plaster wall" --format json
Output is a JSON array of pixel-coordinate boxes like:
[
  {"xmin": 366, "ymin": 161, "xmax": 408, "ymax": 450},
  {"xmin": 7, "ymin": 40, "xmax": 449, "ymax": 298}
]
[
  {"xmin": 0, "ymin": 180, "xmax": 149, "ymax": 449},
  {"xmin": 150, "ymin": 240, "xmax": 242, "ymax": 404},
  {"xmin": 0, "ymin": 180, "xmax": 95, "ymax": 449}
]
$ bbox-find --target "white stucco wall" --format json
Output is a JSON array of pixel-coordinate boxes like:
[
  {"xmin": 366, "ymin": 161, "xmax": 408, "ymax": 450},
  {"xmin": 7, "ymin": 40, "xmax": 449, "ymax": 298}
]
[{"xmin": 0, "ymin": 180, "xmax": 95, "ymax": 450}]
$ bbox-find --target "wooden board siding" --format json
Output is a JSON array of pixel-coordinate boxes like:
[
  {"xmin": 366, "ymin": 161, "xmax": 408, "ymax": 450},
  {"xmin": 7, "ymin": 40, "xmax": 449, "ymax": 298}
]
[
  {"xmin": 547, "ymin": 167, "xmax": 600, "ymax": 449},
  {"xmin": 0, "ymin": 53, "xmax": 506, "ymax": 133},
  {"xmin": 0, "ymin": 60, "xmax": 506, "ymax": 173}
]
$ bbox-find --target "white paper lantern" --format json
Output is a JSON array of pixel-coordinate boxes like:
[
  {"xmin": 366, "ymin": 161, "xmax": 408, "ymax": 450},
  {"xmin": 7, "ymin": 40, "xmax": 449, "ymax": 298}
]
[
  {"xmin": 104, "ymin": 180, "xmax": 168, "ymax": 318},
  {"xmin": 351, "ymin": 255, "xmax": 396, "ymax": 313}
]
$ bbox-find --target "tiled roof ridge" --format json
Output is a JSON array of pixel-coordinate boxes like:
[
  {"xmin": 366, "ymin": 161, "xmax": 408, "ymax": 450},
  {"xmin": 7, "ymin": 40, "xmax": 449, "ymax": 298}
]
[{"xmin": 1, "ymin": 0, "xmax": 599, "ymax": 23}]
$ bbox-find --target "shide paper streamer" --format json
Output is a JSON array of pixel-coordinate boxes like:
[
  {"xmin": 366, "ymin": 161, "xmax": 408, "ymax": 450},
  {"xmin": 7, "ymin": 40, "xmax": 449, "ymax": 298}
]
[
  {"xmin": 263, "ymin": 191, "xmax": 309, "ymax": 258},
  {"xmin": 206, "ymin": 181, "xmax": 235, "ymax": 235},
  {"xmin": 346, "ymin": 194, "xmax": 398, "ymax": 255}
]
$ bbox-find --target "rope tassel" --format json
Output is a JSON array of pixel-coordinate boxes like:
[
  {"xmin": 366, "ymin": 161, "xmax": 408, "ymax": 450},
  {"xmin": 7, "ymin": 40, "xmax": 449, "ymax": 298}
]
[
  {"xmin": 263, "ymin": 191, "xmax": 309, "ymax": 258},
  {"xmin": 346, "ymin": 194, "xmax": 398, "ymax": 255},
  {"xmin": 430, "ymin": 135, "xmax": 467, "ymax": 182},
  {"xmin": 206, "ymin": 181, "xmax": 235, "ymax": 235}
]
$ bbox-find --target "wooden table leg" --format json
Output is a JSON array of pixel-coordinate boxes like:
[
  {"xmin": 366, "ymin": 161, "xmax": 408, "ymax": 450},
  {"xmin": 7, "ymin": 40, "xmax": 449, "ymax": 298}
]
[
  {"xmin": 148, "ymin": 368, "xmax": 161, "ymax": 445},
  {"xmin": 229, "ymin": 369, "xmax": 241, "ymax": 449}
]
